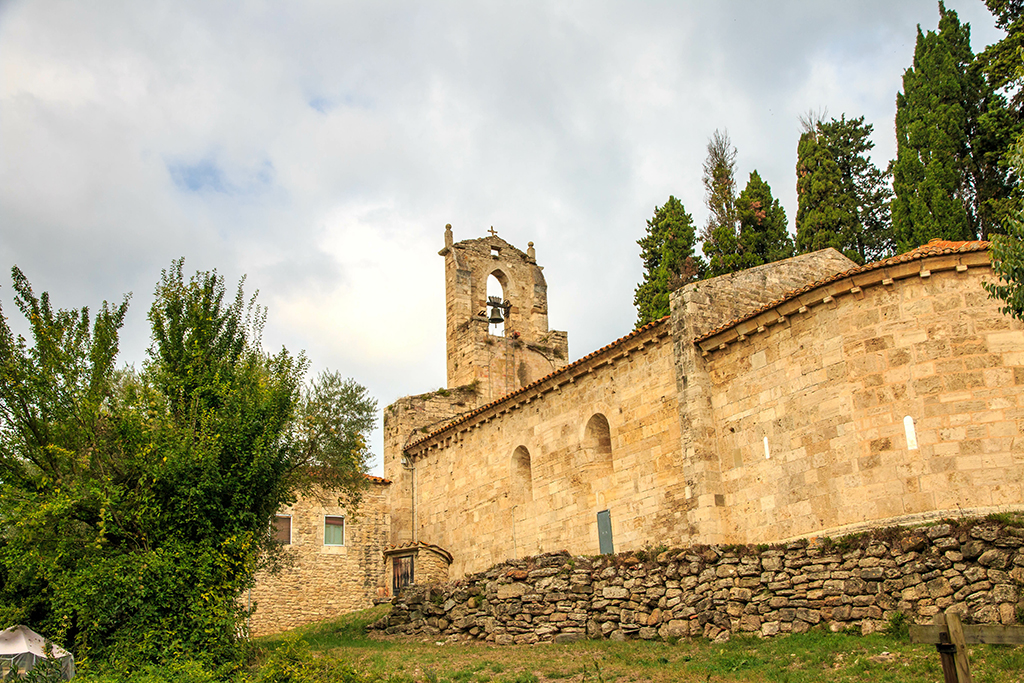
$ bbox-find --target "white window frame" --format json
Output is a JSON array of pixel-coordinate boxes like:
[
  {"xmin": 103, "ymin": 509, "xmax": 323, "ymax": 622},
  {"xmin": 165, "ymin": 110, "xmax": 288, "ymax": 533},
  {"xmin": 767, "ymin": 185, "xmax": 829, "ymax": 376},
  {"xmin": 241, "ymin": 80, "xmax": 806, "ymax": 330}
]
[
  {"xmin": 324, "ymin": 515, "xmax": 345, "ymax": 546},
  {"xmin": 273, "ymin": 514, "xmax": 292, "ymax": 545}
]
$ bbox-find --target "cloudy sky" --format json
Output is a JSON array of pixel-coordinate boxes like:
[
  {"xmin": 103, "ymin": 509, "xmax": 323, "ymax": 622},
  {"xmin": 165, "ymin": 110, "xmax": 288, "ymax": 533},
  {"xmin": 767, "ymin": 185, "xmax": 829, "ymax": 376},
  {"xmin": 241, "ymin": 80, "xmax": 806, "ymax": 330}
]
[{"xmin": 0, "ymin": 1, "xmax": 1006, "ymax": 473}]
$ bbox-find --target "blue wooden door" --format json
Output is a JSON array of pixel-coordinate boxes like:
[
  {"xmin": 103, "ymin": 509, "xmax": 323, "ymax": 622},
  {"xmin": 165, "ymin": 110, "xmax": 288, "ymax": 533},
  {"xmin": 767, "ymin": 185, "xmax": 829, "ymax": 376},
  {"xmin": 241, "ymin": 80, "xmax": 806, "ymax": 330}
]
[{"xmin": 597, "ymin": 509, "xmax": 614, "ymax": 555}]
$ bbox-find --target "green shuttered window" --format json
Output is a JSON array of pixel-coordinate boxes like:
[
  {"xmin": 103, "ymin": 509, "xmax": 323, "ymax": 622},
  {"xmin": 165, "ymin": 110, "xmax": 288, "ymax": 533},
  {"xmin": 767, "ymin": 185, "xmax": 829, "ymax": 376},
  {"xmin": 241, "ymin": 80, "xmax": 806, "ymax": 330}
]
[{"xmin": 324, "ymin": 516, "xmax": 345, "ymax": 546}]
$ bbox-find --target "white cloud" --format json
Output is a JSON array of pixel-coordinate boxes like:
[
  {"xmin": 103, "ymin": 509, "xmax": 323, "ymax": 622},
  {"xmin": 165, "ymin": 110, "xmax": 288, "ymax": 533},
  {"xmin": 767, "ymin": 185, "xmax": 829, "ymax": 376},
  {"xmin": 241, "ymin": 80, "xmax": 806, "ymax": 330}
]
[{"xmin": 0, "ymin": 0, "xmax": 1008, "ymax": 472}]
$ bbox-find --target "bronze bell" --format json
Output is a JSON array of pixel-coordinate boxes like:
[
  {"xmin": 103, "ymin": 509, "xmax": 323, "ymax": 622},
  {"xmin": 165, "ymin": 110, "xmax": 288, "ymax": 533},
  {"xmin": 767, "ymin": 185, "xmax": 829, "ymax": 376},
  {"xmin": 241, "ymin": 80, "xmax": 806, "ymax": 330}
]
[{"xmin": 488, "ymin": 303, "xmax": 504, "ymax": 325}]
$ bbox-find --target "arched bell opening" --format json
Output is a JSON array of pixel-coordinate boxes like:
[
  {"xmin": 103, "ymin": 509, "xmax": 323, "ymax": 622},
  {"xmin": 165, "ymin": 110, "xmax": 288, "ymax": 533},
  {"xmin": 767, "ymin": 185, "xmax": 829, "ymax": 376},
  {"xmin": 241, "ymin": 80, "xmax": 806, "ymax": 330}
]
[{"xmin": 487, "ymin": 270, "xmax": 509, "ymax": 336}]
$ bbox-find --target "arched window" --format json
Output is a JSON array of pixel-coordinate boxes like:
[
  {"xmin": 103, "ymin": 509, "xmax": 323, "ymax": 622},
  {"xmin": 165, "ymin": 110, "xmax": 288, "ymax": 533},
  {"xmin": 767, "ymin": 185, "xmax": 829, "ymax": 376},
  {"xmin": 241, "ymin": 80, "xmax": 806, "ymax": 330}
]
[
  {"xmin": 583, "ymin": 413, "xmax": 613, "ymax": 472},
  {"xmin": 572, "ymin": 413, "xmax": 614, "ymax": 512},
  {"xmin": 510, "ymin": 445, "xmax": 532, "ymax": 505},
  {"xmin": 487, "ymin": 270, "xmax": 507, "ymax": 336}
]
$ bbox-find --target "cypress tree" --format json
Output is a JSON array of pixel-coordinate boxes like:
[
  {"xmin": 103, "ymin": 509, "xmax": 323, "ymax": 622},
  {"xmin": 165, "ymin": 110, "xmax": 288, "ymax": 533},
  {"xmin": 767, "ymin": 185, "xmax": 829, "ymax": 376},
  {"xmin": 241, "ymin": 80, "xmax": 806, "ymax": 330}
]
[
  {"xmin": 796, "ymin": 125, "xmax": 858, "ymax": 257},
  {"xmin": 796, "ymin": 115, "xmax": 893, "ymax": 263},
  {"xmin": 892, "ymin": 2, "xmax": 983, "ymax": 248},
  {"xmin": 633, "ymin": 196, "xmax": 701, "ymax": 326},
  {"xmin": 736, "ymin": 171, "xmax": 794, "ymax": 268}
]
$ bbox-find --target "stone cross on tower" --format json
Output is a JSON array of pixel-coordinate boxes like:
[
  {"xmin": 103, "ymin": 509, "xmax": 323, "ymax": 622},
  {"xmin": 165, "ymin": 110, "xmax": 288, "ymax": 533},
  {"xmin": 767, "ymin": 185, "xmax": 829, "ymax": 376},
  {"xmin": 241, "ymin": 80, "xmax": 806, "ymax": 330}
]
[{"xmin": 488, "ymin": 226, "xmax": 498, "ymax": 237}]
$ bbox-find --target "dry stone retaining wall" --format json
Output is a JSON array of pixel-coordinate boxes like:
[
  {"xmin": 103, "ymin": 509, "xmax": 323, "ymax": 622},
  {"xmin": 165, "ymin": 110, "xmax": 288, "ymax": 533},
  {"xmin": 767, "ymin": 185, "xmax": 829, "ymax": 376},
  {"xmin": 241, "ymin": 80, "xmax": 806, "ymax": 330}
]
[{"xmin": 375, "ymin": 518, "xmax": 1024, "ymax": 644}]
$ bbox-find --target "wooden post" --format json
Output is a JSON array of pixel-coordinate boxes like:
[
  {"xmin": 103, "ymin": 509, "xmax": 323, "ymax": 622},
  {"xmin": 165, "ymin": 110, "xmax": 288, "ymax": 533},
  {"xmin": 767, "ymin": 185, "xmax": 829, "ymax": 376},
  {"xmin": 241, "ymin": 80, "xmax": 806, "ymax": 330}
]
[
  {"xmin": 910, "ymin": 611, "xmax": 1024, "ymax": 682},
  {"xmin": 933, "ymin": 613, "xmax": 959, "ymax": 683},
  {"xmin": 945, "ymin": 612, "xmax": 973, "ymax": 683}
]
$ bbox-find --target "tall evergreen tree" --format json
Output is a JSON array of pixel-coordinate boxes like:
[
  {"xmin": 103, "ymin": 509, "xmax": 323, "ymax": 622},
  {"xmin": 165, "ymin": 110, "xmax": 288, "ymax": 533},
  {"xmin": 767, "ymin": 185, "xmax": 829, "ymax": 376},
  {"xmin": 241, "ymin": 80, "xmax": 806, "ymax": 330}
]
[
  {"xmin": 892, "ymin": 2, "xmax": 1012, "ymax": 247},
  {"xmin": 796, "ymin": 115, "xmax": 893, "ymax": 263},
  {"xmin": 634, "ymin": 196, "xmax": 701, "ymax": 326},
  {"xmin": 736, "ymin": 171, "xmax": 794, "ymax": 268},
  {"xmin": 701, "ymin": 130, "xmax": 742, "ymax": 276},
  {"xmin": 796, "ymin": 122, "xmax": 857, "ymax": 257}
]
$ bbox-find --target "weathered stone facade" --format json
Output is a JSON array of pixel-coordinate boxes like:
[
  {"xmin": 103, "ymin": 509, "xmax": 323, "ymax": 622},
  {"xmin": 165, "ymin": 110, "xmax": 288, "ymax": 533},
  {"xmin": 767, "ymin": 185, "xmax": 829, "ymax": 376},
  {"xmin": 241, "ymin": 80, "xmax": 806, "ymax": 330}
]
[
  {"xmin": 401, "ymin": 319, "xmax": 679, "ymax": 577},
  {"xmin": 249, "ymin": 479, "xmax": 391, "ymax": 637},
  {"xmin": 375, "ymin": 517, "xmax": 1024, "ymax": 643},
  {"xmin": 385, "ymin": 233, "xmax": 1024, "ymax": 582},
  {"xmin": 686, "ymin": 245, "xmax": 1024, "ymax": 545},
  {"xmin": 254, "ymin": 232, "xmax": 1024, "ymax": 637}
]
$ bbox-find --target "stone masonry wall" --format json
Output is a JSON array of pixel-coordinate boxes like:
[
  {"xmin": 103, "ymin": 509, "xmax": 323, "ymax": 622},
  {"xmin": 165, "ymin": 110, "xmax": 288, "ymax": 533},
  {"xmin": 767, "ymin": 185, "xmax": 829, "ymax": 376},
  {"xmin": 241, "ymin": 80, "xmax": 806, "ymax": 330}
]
[
  {"xmin": 401, "ymin": 321, "xmax": 685, "ymax": 578},
  {"xmin": 375, "ymin": 518, "xmax": 1024, "ymax": 644},
  {"xmin": 249, "ymin": 482, "xmax": 390, "ymax": 636},
  {"xmin": 698, "ymin": 257, "xmax": 1024, "ymax": 545},
  {"xmin": 669, "ymin": 249, "xmax": 859, "ymax": 546},
  {"xmin": 384, "ymin": 386, "xmax": 479, "ymax": 546}
]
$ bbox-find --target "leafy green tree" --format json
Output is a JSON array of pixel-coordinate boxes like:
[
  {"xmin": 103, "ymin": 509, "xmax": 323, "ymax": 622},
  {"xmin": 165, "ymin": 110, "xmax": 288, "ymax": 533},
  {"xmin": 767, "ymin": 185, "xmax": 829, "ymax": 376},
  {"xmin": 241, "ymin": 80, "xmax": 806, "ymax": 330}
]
[
  {"xmin": 974, "ymin": 1, "xmax": 1024, "ymax": 236},
  {"xmin": 0, "ymin": 261, "xmax": 375, "ymax": 665},
  {"xmin": 796, "ymin": 115, "xmax": 893, "ymax": 263},
  {"xmin": 977, "ymin": 0, "xmax": 1024, "ymax": 107},
  {"xmin": 634, "ymin": 195, "xmax": 702, "ymax": 326},
  {"xmin": 736, "ymin": 171, "xmax": 794, "ymax": 267},
  {"xmin": 986, "ymin": 207, "xmax": 1024, "ymax": 320},
  {"xmin": 986, "ymin": 86, "xmax": 1024, "ymax": 320},
  {"xmin": 701, "ymin": 130, "xmax": 743, "ymax": 277},
  {"xmin": 892, "ymin": 2, "xmax": 1014, "ymax": 248}
]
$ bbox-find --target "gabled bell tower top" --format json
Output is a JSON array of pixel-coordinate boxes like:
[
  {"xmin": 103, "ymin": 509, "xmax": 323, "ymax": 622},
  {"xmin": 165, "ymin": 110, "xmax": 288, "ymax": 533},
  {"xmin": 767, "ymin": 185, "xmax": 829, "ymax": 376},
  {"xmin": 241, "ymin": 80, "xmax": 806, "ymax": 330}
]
[{"xmin": 439, "ymin": 225, "xmax": 569, "ymax": 398}]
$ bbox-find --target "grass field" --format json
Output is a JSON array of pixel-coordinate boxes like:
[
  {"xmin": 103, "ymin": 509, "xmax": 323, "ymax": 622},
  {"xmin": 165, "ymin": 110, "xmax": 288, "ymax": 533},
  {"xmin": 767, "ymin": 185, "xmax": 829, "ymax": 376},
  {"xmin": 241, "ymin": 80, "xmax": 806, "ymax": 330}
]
[{"xmin": 254, "ymin": 605, "xmax": 1024, "ymax": 683}]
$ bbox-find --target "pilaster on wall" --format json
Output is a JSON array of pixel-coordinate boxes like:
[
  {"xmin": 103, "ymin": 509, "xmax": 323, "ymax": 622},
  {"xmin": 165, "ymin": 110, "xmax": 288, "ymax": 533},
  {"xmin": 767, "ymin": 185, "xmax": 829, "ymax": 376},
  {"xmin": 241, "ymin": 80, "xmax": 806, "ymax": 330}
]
[
  {"xmin": 439, "ymin": 224, "xmax": 569, "ymax": 402},
  {"xmin": 671, "ymin": 286, "xmax": 726, "ymax": 544}
]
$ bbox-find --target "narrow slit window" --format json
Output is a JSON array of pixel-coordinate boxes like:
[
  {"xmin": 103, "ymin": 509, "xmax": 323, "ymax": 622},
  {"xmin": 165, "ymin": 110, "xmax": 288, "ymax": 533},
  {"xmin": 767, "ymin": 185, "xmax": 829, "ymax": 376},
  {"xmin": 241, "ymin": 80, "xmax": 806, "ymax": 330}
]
[
  {"xmin": 324, "ymin": 516, "xmax": 345, "ymax": 546},
  {"xmin": 904, "ymin": 416, "xmax": 918, "ymax": 450}
]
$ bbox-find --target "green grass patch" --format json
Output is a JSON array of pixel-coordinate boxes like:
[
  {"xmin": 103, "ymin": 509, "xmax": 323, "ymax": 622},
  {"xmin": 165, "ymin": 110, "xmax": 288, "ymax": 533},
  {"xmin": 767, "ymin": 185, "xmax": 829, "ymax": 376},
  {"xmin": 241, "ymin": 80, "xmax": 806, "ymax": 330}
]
[{"xmin": 75, "ymin": 606, "xmax": 1024, "ymax": 682}]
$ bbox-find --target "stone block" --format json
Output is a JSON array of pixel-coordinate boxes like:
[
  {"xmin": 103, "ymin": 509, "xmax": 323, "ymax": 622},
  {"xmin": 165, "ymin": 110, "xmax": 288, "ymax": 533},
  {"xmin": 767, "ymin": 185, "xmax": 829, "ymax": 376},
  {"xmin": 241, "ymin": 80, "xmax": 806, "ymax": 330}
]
[
  {"xmin": 978, "ymin": 549, "xmax": 1008, "ymax": 569},
  {"xmin": 926, "ymin": 577, "xmax": 954, "ymax": 599},
  {"xmin": 796, "ymin": 608, "xmax": 821, "ymax": 624},
  {"xmin": 603, "ymin": 586, "xmax": 629, "ymax": 600},
  {"xmin": 497, "ymin": 583, "xmax": 529, "ymax": 600}
]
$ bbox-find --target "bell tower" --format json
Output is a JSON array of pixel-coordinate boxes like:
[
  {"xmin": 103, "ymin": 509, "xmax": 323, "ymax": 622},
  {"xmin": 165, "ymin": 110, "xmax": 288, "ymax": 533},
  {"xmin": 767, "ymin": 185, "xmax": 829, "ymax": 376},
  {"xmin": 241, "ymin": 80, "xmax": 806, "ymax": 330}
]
[{"xmin": 439, "ymin": 224, "xmax": 569, "ymax": 403}]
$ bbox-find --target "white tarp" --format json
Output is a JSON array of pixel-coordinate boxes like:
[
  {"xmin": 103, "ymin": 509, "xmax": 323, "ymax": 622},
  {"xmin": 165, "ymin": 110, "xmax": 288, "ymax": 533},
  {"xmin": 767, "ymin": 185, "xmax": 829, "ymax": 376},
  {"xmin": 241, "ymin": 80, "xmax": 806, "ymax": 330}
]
[{"xmin": 0, "ymin": 625, "xmax": 75, "ymax": 680}]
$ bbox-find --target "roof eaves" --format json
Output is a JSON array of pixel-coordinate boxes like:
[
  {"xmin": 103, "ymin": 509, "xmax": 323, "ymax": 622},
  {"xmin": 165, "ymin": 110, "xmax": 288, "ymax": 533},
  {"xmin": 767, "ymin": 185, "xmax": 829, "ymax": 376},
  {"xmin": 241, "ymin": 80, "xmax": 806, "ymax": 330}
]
[
  {"xmin": 404, "ymin": 315, "xmax": 670, "ymax": 452},
  {"xmin": 694, "ymin": 240, "xmax": 990, "ymax": 345}
]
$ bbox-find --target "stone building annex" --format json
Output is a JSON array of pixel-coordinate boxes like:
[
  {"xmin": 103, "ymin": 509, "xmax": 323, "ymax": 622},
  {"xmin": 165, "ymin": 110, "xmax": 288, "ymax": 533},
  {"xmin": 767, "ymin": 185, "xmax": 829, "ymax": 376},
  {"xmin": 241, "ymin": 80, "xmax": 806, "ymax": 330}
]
[{"xmin": 250, "ymin": 227, "xmax": 1024, "ymax": 635}]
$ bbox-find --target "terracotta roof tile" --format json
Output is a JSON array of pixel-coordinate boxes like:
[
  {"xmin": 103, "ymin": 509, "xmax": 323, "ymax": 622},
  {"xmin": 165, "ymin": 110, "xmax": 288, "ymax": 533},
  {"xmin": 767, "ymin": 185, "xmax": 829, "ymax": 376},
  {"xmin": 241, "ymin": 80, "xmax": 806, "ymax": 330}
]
[
  {"xmin": 404, "ymin": 315, "xmax": 670, "ymax": 451},
  {"xmin": 365, "ymin": 474, "xmax": 391, "ymax": 485},
  {"xmin": 382, "ymin": 540, "xmax": 454, "ymax": 563},
  {"xmin": 694, "ymin": 240, "xmax": 990, "ymax": 343}
]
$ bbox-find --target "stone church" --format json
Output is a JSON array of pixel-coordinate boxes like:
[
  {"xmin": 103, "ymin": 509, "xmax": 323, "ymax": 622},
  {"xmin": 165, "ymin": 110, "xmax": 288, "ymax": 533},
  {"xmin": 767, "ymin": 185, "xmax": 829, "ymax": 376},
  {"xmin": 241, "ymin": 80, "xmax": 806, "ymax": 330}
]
[{"xmin": 249, "ymin": 227, "xmax": 1024, "ymax": 635}]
